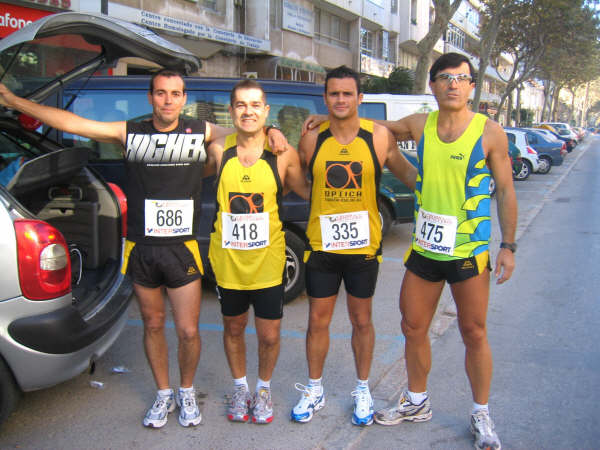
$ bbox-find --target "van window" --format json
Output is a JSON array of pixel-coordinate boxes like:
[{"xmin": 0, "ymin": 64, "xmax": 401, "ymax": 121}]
[
  {"xmin": 64, "ymin": 88, "xmax": 327, "ymax": 159},
  {"xmin": 358, "ymin": 103, "xmax": 386, "ymax": 120},
  {"xmin": 506, "ymin": 132, "xmax": 515, "ymax": 144}
]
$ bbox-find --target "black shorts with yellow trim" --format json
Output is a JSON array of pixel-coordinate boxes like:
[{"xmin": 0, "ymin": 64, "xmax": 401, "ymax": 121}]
[
  {"xmin": 404, "ymin": 249, "xmax": 491, "ymax": 284},
  {"xmin": 304, "ymin": 250, "xmax": 381, "ymax": 299},
  {"xmin": 120, "ymin": 239, "xmax": 204, "ymax": 289}
]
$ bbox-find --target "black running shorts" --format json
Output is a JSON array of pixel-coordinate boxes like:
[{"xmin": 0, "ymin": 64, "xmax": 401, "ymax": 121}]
[
  {"xmin": 305, "ymin": 251, "xmax": 379, "ymax": 299},
  {"xmin": 404, "ymin": 249, "xmax": 491, "ymax": 284},
  {"xmin": 216, "ymin": 283, "xmax": 284, "ymax": 320},
  {"xmin": 123, "ymin": 240, "xmax": 203, "ymax": 289}
]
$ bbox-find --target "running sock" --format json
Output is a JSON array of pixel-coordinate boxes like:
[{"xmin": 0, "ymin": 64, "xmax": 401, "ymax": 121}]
[
  {"xmin": 256, "ymin": 378, "xmax": 271, "ymax": 392},
  {"xmin": 158, "ymin": 388, "xmax": 174, "ymax": 397},
  {"xmin": 234, "ymin": 376, "xmax": 249, "ymax": 391},
  {"xmin": 472, "ymin": 402, "xmax": 489, "ymax": 414},
  {"xmin": 356, "ymin": 379, "xmax": 370, "ymax": 390},
  {"xmin": 407, "ymin": 390, "xmax": 428, "ymax": 405},
  {"xmin": 308, "ymin": 377, "xmax": 323, "ymax": 393}
]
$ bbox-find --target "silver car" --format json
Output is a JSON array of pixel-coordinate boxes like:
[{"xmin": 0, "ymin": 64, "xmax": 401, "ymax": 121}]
[{"xmin": 0, "ymin": 13, "xmax": 200, "ymax": 424}]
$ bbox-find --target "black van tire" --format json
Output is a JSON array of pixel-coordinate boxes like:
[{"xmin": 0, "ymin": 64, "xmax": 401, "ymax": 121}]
[
  {"xmin": 378, "ymin": 197, "xmax": 393, "ymax": 237},
  {"xmin": 284, "ymin": 229, "xmax": 306, "ymax": 304},
  {"xmin": 0, "ymin": 356, "xmax": 21, "ymax": 426}
]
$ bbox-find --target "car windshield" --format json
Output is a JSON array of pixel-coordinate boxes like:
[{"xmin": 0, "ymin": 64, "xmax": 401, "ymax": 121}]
[{"xmin": 0, "ymin": 34, "xmax": 102, "ymax": 98}]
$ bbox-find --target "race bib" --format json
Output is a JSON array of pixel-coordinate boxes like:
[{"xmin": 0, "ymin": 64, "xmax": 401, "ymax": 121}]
[
  {"xmin": 144, "ymin": 199, "xmax": 193, "ymax": 237},
  {"xmin": 222, "ymin": 212, "xmax": 269, "ymax": 250},
  {"xmin": 414, "ymin": 207, "xmax": 457, "ymax": 255},
  {"xmin": 320, "ymin": 210, "xmax": 370, "ymax": 251}
]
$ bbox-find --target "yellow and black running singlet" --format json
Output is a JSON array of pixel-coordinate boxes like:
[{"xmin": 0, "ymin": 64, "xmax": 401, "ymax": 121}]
[
  {"xmin": 411, "ymin": 111, "xmax": 491, "ymax": 261},
  {"xmin": 208, "ymin": 134, "xmax": 285, "ymax": 290},
  {"xmin": 305, "ymin": 119, "xmax": 382, "ymax": 258}
]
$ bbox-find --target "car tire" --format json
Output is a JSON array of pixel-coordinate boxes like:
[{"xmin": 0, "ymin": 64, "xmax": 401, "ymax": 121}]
[
  {"xmin": 283, "ymin": 229, "xmax": 306, "ymax": 304},
  {"xmin": 489, "ymin": 177, "xmax": 496, "ymax": 197},
  {"xmin": 537, "ymin": 156, "xmax": 552, "ymax": 174},
  {"xmin": 378, "ymin": 197, "xmax": 393, "ymax": 237},
  {"xmin": 514, "ymin": 159, "xmax": 531, "ymax": 180},
  {"xmin": 0, "ymin": 356, "xmax": 20, "ymax": 426}
]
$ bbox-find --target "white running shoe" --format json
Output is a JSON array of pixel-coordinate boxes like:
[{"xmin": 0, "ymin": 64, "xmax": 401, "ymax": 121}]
[
  {"xmin": 176, "ymin": 387, "xmax": 202, "ymax": 427},
  {"xmin": 351, "ymin": 387, "xmax": 374, "ymax": 426},
  {"xmin": 374, "ymin": 390, "xmax": 432, "ymax": 426},
  {"xmin": 143, "ymin": 391, "xmax": 175, "ymax": 428},
  {"xmin": 470, "ymin": 409, "xmax": 501, "ymax": 450},
  {"xmin": 290, "ymin": 383, "xmax": 325, "ymax": 423}
]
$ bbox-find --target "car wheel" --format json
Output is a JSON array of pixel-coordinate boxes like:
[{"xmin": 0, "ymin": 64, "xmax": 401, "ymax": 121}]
[
  {"xmin": 537, "ymin": 156, "xmax": 552, "ymax": 174},
  {"xmin": 378, "ymin": 197, "xmax": 393, "ymax": 237},
  {"xmin": 488, "ymin": 177, "xmax": 496, "ymax": 197},
  {"xmin": 283, "ymin": 229, "xmax": 306, "ymax": 304},
  {"xmin": 514, "ymin": 159, "xmax": 531, "ymax": 180},
  {"xmin": 0, "ymin": 356, "xmax": 20, "ymax": 426}
]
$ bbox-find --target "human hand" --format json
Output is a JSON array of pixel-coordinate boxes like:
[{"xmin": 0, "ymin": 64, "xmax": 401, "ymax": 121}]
[{"xmin": 301, "ymin": 114, "xmax": 327, "ymax": 136}]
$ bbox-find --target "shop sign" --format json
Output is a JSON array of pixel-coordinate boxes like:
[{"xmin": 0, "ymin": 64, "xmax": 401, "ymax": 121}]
[
  {"xmin": 0, "ymin": 2, "xmax": 54, "ymax": 38},
  {"xmin": 109, "ymin": 3, "xmax": 270, "ymax": 52},
  {"xmin": 360, "ymin": 54, "xmax": 394, "ymax": 78},
  {"xmin": 282, "ymin": 0, "xmax": 313, "ymax": 37}
]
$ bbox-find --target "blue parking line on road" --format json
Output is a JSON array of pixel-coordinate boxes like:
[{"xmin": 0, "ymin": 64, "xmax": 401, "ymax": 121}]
[
  {"xmin": 382, "ymin": 256, "xmax": 405, "ymax": 263},
  {"xmin": 126, "ymin": 319, "xmax": 404, "ymax": 343}
]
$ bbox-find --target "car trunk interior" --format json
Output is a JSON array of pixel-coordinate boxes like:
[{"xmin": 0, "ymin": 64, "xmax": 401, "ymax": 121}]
[{"xmin": 8, "ymin": 147, "xmax": 122, "ymax": 314}]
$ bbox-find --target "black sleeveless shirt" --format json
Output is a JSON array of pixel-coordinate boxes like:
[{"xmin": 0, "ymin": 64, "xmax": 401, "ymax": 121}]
[{"xmin": 124, "ymin": 119, "xmax": 207, "ymax": 244}]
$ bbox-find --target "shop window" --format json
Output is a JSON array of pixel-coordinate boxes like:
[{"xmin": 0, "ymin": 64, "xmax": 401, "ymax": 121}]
[{"xmin": 314, "ymin": 7, "xmax": 350, "ymax": 49}]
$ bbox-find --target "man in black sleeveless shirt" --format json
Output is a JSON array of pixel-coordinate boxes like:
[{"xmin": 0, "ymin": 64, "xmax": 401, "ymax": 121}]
[{"xmin": 0, "ymin": 69, "xmax": 287, "ymax": 428}]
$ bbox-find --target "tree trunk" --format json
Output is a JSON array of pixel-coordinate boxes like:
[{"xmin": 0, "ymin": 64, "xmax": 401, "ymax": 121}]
[
  {"xmin": 412, "ymin": 0, "xmax": 463, "ymax": 94},
  {"xmin": 515, "ymin": 85, "xmax": 521, "ymax": 126}
]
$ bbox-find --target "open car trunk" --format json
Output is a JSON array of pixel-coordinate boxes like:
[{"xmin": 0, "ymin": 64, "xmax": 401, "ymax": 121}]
[{"xmin": 7, "ymin": 147, "xmax": 123, "ymax": 314}]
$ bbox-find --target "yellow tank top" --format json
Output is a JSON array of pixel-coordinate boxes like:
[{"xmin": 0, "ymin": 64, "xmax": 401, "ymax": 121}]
[
  {"xmin": 305, "ymin": 119, "xmax": 382, "ymax": 257},
  {"xmin": 208, "ymin": 134, "xmax": 285, "ymax": 290}
]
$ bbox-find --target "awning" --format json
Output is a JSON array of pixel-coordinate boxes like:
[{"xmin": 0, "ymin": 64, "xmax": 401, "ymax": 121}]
[{"xmin": 276, "ymin": 56, "xmax": 326, "ymax": 74}]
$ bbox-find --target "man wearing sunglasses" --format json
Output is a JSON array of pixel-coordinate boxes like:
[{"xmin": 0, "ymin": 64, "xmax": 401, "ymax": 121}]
[
  {"xmin": 291, "ymin": 66, "xmax": 417, "ymax": 427},
  {"xmin": 370, "ymin": 53, "xmax": 517, "ymax": 450}
]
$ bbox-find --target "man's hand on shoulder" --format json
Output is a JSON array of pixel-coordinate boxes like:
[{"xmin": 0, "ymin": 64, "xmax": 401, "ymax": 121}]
[
  {"xmin": 301, "ymin": 114, "xmax": 327, "ymax": 136},
  {"xmin": 266, "ymin": 126, "xmax": 289, "ymax": 154},
  {"xmin": 0, "ymin": 83, "xmax": 16, "ymax": 108}
]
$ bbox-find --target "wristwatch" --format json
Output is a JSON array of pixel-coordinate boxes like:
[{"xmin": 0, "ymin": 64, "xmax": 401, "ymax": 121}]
[
  {"xmin": 500, "ymin": 242, "xmax": 517, "ymax": 253},
  {"xmin": 265, "ymin": 124, "xmax": 280, "ymax": 135}
]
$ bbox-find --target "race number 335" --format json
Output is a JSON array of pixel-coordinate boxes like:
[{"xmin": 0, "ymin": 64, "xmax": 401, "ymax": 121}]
[
  {"xmin": 414, "ymin": 208, "xmax": 457, "ymax": 255},
  {"xmin": 145, "ymin": 199, "xmax": 193, "ymax": 236},
  {"xmin": 320, "ymin": 210, "xmax": 370, "ymax": 250}
]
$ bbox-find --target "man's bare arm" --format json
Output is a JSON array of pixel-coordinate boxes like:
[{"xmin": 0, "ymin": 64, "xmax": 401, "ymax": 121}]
[
  {"xmin": 0, "ymin": 83, "xmax": 125, "ymax": 145},
  {"xmin": 485, "ymin": 121, "xmax": 517, "ymax": 284},
  {"xmin": 279, "ymin": 147, "xmax": 309, "ymax": 200},
  {"xmin": 204, "ymin": 138, "xmax": 225, "ymax": 178},
  {"xmin": 375, "ymin": 125, "xmax": 417, "ymax": 191}
]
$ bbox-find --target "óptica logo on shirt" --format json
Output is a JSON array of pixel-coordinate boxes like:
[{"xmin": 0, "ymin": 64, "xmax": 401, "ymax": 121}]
[
  {"xmin": 325, "ymin": 161, "xmax": 363, "ymax": 189},
  {"xmin": 228, "ymin": 192, "xmax": 264, "ymax": 213}
]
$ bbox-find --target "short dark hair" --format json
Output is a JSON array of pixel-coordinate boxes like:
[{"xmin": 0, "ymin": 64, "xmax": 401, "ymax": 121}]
[
  {"xmin": 230, "ymin": 79, "xmax": 266, "ymax": 106},
  {"xmin": 325, "ymin": 65, "xmax": 361, "ymax": 94},
  {"xmin": 149, "ymin": 69, "xmax": 186, "ymax": 93},
  {"xmin": 429, "ymin": 53, "xmax": 476, "ymax": 84}
]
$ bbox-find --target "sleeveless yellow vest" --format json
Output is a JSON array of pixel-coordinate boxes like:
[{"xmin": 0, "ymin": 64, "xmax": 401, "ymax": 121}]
[
  {"xmin": 305, "ymin": 119, "xmax": 382, "ymax": 258},
  {"xmin": 208, "ymin": 133, "xmax": 285, "ymax": 290}
]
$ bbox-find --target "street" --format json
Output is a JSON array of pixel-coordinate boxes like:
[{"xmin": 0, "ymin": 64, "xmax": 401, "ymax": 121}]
[{"xmin": 1, "ymin": 136, "xmax": 598, "ymax": 449}]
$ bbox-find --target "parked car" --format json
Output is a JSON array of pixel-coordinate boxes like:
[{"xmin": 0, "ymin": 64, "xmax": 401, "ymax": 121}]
[
  {"xmin": 534, "ymin": 125, "xmax": 576, "ymax": 152},
  {"xmin": 0, "ymin": 13, "xmax": 206, "ymax": 424},
  {"xmin": 489, "ymin": 140, "xmax": 523, "ymax": 196},
  {"xmin": 540, "ymin": 122, "xmax": 579, "ymax": 143},
  {"xmin": 504, "ymin": 129, "xmax": 540, "ymax": 179},
  {"xmin": 523, "ymin": 127, "xmax": 569, "ymax": 159},
  {"xmin": 504, "ymin": 127, "xmax": 563, "ymax": 174}
]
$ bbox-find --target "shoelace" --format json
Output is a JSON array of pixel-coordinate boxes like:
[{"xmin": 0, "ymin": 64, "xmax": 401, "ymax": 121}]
[
  {"xmin": 231, "ymin": 387, "xmax": 249, "ymax": 412},
  {"xmin": 254, "ymin": 389, "xmax": 271, "ymax": 413},
  {"xmin": 151, "ymin": 396, "xmax": 171, "ymax": 413},
  {"xmin": 294, "ymin": 383, "xmax": 319, "ymax": 397},
  {"xmin": 180, "ymin": 391, "xmax": 196, "ymax": 409},
  {"xmin": 472, "ymin": 410, "xmax": 494, "ymax": 434}
]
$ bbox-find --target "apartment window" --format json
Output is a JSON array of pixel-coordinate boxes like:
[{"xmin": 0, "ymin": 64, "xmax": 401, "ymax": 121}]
[
  {"xmin": 446, "ymin": 24, "xmax": 465, "ymax": 50},
  {"xmin": 360, "ymin": 28, "xmax": 374, "ymax": 56},
  {"xmin": 270, "ymin": 0, "xmax": 282, "ymax": 29},
  {"xmin": 314, "ymin": 7, "xmax": 350, "ymax": 48},
  {"xmin": 391, "ymin": 0, "xmax": 398, "ymax": 14},
  {"xmin": 411, "ymin": 0, "xmax": 417, "ymax": 23}
]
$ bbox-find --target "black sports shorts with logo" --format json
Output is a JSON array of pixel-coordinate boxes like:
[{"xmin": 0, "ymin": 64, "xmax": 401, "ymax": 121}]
[
  {"xmin": 404, "ymin": 249, "xmax": 491, "ymax": 284},
  {"xmin": 305, "ymin": 251, "xmax": 380, "ymax": 299},
  {"xmin": 122, "ymin": 240, "xmax": 203, "ymax": 289}
]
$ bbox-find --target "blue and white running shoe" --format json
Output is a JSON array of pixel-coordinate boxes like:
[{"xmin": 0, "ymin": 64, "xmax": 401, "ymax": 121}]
[
  {"xmin": 351, "ymin": 387, "xmax": 374, "ymax": 426},
  {"xmin": 291, "ymin": 383, "xmax": 325, "ymax": 423}
]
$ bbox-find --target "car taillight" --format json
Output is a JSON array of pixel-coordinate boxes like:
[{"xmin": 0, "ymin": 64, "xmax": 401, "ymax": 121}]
[
  {"xmin": 14, "ymin": 219, "xmax": 71, "ymax": 300},
  {"xmin": 526, "ymin": 146, "xmax": 537, "ymax": 155},
  {"xmin": 108, "ymin": 182, "xmax": 127, "ymax": 237},
  {"xmin": 17, "ymin": 113, "xmax": 43, "ymax": 131}
]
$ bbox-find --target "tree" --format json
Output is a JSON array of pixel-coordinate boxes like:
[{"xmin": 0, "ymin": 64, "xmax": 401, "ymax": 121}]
[
  {"xmin": 362, "ymin": 67, "xmax": 414, "ymax": 93},
  {"xmin": 412, "ymin": 0, "xmax": 463, "ymax": 94}
]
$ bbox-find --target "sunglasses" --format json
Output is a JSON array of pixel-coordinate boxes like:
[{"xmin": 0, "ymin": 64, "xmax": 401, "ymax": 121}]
[{"xmin": 435, "ymin": 73, "xmax": 473, "ymax": 85}]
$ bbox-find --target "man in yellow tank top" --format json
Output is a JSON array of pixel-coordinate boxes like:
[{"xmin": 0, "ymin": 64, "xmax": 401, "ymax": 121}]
[
  {"xmin": 369, "ymin": 53, "xmax": 517, "ymax": 450},
  {"xmin": 206, "ymin": 80, "xmax": 308, "ymax": 424},
  {"xmin": 291, "ymin": 66, "xmax": 417, "ymax": 426}
]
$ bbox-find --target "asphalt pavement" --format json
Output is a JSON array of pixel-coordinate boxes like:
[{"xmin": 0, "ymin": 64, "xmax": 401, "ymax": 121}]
[{"xmin": 0, "ymin": 136, "xmax": 597, "ymax": 449}]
